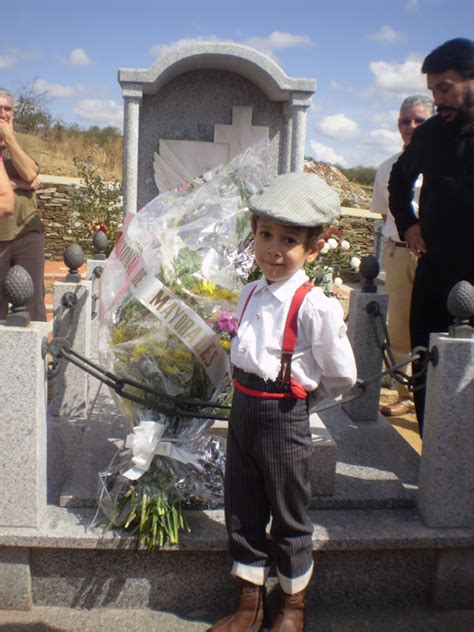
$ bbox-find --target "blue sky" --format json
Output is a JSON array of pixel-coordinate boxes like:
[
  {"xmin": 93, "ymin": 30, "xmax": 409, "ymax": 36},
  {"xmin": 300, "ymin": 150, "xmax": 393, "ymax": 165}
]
[{"xmin": 1, "ymin": 0, "xmax": 471, "ymax": 167}]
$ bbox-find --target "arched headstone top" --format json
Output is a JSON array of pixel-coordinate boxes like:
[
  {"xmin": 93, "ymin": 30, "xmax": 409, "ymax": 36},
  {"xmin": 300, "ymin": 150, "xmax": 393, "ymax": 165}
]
[{"xmin": 118, "ymin": 42, "xmax": 315, "ymax": 101}]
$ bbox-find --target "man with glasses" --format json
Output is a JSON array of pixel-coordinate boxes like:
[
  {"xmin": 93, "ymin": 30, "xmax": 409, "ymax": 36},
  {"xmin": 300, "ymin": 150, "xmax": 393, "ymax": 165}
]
[
  {"xmin": 0, "ymin": 87, "xmax": 45, "ymax": 321},
  {"xmin": 370, "ymin": 95, "xmax": 434, "ymax": 418},
  {"xmin": 389, "ymin": 38, "xmax": 474, "ymax": 435}
]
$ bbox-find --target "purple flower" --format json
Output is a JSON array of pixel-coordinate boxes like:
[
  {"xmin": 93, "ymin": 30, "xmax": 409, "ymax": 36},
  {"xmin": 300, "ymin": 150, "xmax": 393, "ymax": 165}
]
[{"xmin": 215, "ymin": 311, "xmax": 238, "ymax": 336}]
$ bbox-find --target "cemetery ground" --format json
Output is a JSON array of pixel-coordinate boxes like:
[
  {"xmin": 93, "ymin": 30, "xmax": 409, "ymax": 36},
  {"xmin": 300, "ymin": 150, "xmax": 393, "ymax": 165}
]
[
  {"xmin": 0, "ymin": 219, "xmax": 469, "ymax": 632},
  {"xmin": 1, "ymin": 602, "xmax": 474, "ymax": 631}
]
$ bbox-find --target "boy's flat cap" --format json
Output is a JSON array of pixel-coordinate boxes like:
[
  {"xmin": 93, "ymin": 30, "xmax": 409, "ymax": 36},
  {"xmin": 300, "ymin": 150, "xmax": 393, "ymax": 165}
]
[{"xmin": 249, "ymin": 172, "xmax": 340, "ymax": 227}]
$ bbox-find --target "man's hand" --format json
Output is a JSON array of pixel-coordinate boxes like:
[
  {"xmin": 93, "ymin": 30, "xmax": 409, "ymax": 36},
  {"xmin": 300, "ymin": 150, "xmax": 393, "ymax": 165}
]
[
  {"xmin": 404, "ymin": 223, "xmax": 427, "ymax": 257},
  {"xmin": 0, "ymin": 118, "xmax": 15, "ymax": 145}
]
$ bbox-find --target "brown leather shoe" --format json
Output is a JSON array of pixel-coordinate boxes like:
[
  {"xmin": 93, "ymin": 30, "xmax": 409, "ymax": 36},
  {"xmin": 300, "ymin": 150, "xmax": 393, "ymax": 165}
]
[
  {"xmin": 380, "ymin": 399, "xmax": 415, "ymax": 416},
  {"xmin": 269, "ymin": 589, "xmax": 305, "ymax": 632},
  {"xmin": 207, "ymin": 578, "xmax": 264, "ymax": 632}
]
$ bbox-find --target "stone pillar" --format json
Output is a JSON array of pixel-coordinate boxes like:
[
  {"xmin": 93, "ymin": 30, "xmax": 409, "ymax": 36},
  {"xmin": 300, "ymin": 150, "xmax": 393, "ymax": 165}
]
[
  {"xmin": 0, "ymin": 548, "xmax": 32, "ymax": 610},
  {"xmin": 343, "ymin": 291, "xmax": 388, "ymax": 421},
  {"xmin": 122, "ymin": 84, "xmax": 143, "ymax": 216},
  {"xmin": 417, "ymin": 331, "xmax": 474, "ymax": 527},
  {"xmin": 51, "ymin": 280, "xmax": 92, "ymax": 417},
  {"xmin": 0, "ymin": 321, "xmax": 50, "ymax": 527},
  {"xmin": 281, "ymin": 105, "xmax": 293, "ymax": 174},
  {"xmin": 288, "ymin": 92, "xmax": 311, "ymax": 172}
]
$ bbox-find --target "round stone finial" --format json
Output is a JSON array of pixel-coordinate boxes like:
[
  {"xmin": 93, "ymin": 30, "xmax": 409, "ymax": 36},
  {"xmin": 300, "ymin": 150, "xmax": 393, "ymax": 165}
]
[
  {"xmin": 2, "ymin": 265, "xmax": 34, "ymax": 307},
  {"xmin": 64, "ymin": 243, "xmax": 84, "ymax": 272},
  {"xmin": 447, "ymin": 280, "xmax": 474, "ymax": 320},
  {"xmin": 93, "ymin": 230, "xmax": 108, "ymax": 260},
  {"xmin": 359, "ymin": 255, "xmax": 380, "ymax": 293},
  {"xmin": 359, "ymin": 255, "xmax": 380, "ymax": 281}
]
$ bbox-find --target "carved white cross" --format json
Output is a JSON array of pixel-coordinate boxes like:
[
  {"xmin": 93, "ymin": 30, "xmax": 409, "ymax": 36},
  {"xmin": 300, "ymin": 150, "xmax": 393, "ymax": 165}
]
[{"xmin": 214, "ymin": 106, "xmax": 269, "ymax": 159}]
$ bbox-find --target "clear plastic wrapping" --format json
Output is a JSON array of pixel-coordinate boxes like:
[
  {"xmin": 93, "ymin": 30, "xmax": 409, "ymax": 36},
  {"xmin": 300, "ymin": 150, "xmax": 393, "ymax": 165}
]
[{"xmin": 95, "ymin": 145, "xmax": 270, "ymax": 547}]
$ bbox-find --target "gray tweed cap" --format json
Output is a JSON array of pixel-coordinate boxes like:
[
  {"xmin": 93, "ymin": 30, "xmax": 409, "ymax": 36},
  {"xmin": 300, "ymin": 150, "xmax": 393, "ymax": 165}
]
[{"xmin": 249, "ymin": 172, "xmax": 340, "ymax": 227}]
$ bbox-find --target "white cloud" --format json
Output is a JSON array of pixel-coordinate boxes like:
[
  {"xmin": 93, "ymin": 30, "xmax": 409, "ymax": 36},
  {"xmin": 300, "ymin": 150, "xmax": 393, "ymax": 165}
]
[
  {"xmin": 405, "ymin": 0, "xmax": 419, "ymax": 11},
  {"xmin": 309, "ymin": 100, "xmax": 325, "ymax": 116},
  {"xmin": 317, "ymin": 113, "xmax": 359, "ymax": 140},
  {"xmin": 0, "ymin": 49, "xmax": 37, "ymax": 69},
  {"xmin": 33, "ymin": 79, "xmax": 87, "ymax": 98},
  {"xmin": 73, "ymin": 99, "xmax": 123, "ymax": 127},
  {"xmin": 150, "ymin": 36, "xmax": 227, "ymax": 58},
  {"xmin": 310, "ymin": 140, "xmax": 347, "ymax": 166},
  {"xmin": 242, "ymin": 31, "xmax": 313, "ymax": 57},
  {"xmin": 149, "ymin": 32, "xmax": 312, "ymax": 61},
  {"xmin": 370, "ymin": 53, "xmax": 427, "ymax": 96},
  {"xmin": 68, "ymin": 48, "xmax": 94, "ymax": 66},
  {"xmin": 368, "ymin": 25, "xmax": 404, "ymax": 44},
  {"xmin": 0, "ymin": 54, "xmax": 16, "ymax": 69},
  {"xmin": 329, "ymin": 80, "xmax": 353, "ymax": 93},
  {"xmin": 370, "ymin": 110, "xmax": 399, "ymax": 129}
]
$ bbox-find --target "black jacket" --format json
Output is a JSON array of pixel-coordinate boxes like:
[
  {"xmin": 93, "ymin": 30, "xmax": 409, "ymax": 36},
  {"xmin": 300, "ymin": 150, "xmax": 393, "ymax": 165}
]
[{"xmin": 389, "ymin": 115, "xmax": 474, "ymax": 264}]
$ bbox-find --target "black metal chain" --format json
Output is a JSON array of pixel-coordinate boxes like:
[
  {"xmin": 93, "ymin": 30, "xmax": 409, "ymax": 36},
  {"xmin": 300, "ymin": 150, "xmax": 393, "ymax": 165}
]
[
  {"xmin": 89, "ymin": 265, "xmax": 103, "ymax": 319},
  {"xmin": 365, "ymin": 300, "xmax": 431, "ymax": 393},
  {"xmin": 48, "ymin": 290, "xmax": 80, "ymax": 378},
  {"xmin": 46, "ymin": 296, "xmax": 434, "ymax": 418},
  {"xmin": 47, "ymin": 337, "xmax": 232, "ymax": 420}
]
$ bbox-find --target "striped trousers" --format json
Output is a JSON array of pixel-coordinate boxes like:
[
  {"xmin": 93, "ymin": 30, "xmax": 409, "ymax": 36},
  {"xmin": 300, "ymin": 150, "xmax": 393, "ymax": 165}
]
[{"xmin": 225, "ymin": 387, "xmax": 314, "ymax": 594}]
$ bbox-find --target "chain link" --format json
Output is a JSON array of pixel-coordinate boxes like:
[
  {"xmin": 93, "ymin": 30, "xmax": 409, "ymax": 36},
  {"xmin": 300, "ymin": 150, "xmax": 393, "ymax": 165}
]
[
  {"xmin": 366, "ymin": 300, "xmax": 431, "ymax": 393},
  {"xmin": 46, "ymin": 295, "xmax": 433, "ymax": 417}
]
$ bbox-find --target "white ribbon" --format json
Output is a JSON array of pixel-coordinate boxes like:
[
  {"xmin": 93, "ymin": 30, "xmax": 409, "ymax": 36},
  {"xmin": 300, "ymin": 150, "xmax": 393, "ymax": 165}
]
[{"xmin": 123, "ymin": 420, "xmax": 199, "ymax": 480}]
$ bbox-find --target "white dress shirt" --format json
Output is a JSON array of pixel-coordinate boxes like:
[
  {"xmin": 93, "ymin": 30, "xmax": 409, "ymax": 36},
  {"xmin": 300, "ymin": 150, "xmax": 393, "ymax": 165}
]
[
  {"xmin": 370, "ymin": 151, "xmax": 422, "ymax": 241},
  {"xmin": 231, "ymin": 268, "xmax": 357, "ymax": 401}
]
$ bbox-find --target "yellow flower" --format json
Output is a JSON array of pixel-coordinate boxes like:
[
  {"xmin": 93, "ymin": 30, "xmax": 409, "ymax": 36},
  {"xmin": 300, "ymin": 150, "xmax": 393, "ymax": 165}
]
[{"xmin": 219, "ymin": 339, "xmax": 231, "ymax": 351}]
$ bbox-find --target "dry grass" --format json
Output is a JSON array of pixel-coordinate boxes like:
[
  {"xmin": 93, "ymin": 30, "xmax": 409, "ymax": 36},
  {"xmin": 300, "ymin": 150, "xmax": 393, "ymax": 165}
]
[{"xmin": 21, "ymin": 131, "xmax": 123, "ymax": 180}]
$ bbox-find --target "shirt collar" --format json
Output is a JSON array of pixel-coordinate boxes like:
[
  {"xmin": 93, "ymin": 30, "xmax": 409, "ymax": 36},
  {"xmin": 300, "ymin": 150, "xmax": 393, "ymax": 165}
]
[{"xmin": 254, "ymin": 268, "xmax": 308, "ymax": 303}]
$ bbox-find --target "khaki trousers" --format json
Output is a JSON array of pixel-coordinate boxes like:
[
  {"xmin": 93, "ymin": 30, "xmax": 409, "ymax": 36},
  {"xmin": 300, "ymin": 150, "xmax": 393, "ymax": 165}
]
[
  {"xmin": 383, "ymin": 240, "xmax": 417, "ymax": 400},
  {"xmin": 0, "ymin": 231, "xmax": 46, "ymax": 322}
]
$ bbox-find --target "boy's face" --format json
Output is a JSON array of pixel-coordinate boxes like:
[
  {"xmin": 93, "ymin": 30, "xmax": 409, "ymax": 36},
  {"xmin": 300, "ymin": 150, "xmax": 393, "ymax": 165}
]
[{"xmin": 253, "ymin": 217, "xmax": 323, "ymax": 284}]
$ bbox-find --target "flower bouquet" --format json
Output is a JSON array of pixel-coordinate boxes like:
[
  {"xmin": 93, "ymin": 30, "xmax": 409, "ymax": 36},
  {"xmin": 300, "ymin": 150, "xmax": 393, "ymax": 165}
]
[
  {"xmin": 96, "ymin": 145, "xmax": 270, "ymax": 548},
  {"xmin": 306, "ymin": 226, "xmax": 362, "ymax": 295}
]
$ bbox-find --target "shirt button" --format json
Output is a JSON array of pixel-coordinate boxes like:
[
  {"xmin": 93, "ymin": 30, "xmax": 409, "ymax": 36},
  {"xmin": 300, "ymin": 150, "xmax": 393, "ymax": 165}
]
[{"xmin": 255, "ymin": 313, "xmax": 260, "ymax": 319}]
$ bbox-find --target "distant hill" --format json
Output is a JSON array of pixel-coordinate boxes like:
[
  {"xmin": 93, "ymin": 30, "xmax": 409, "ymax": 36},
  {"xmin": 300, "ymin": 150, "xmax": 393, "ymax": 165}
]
[
  {"xmin": 18, "ymin": 131, "xmax": 122, "ymax": 181},
  {"xmin": 21, "ymin": 131, "xmax": 372, "ymax": 207}
]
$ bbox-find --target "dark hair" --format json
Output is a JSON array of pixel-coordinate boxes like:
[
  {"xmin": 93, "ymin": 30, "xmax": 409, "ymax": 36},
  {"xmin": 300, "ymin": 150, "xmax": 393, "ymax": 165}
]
[
  {"xmin": 251, "ymin": 213, "xmax": 324, "ymax": 250},
  {"xmin": 422, "ymin": 38, "xmax": 474, "ymax": 79}
]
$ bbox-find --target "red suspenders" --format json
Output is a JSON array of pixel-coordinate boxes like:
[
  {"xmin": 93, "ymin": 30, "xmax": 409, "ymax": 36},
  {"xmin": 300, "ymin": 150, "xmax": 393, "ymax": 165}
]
[{"xmin": 234, "ymin": 281, "xmax": 313, "ymax": 400}]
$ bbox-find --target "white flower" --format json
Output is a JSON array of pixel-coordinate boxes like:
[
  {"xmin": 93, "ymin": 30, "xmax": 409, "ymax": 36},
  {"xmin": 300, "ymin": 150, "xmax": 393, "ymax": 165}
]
[
  {"xmin": 350, "ymin": 256, "xmax": 361, "ymax": 270},
  {"xmin": 320, "ymin": 242, "xmax": 330, "ymax": 254},
  {"xmin": 340, "ymin": 240, "xmax": 350, "ymax": 250},
  {"xmin": 327, "ymin": 238, "xmax": 338, "ymax": 249},
  {"xmin": 334, "ymin": 276, "xmax": 343, "ymax": 287}
]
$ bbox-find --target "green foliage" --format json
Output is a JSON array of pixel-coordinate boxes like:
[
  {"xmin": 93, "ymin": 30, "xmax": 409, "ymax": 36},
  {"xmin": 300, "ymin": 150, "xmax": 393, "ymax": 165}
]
[
  {"xmin": 69, "ymin": 157, "xmax": 122, "ymax": 251},
  {"xmin": 82, "ymin": 125, "xmax": 122, "ymax": 145},
  {"xmin": 337, "ymin": 165, "xmax": 376, "ymax": 186},
  {"xmin": 13, "ymin": 80, "xmax": 53, "ymax": 133}
]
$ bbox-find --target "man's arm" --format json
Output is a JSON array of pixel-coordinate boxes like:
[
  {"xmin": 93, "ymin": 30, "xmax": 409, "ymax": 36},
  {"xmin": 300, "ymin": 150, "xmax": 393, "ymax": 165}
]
[
  {"xmin": 0, "ymin": 157, "xmax": 14, "ymax": 216},
  {"xmin": 388, "ymin": 138, "xmax": 427, "ymax": 256},
  {"xmin": 0, "ymin": 120, "xmax": 39, "ymax": 184}
]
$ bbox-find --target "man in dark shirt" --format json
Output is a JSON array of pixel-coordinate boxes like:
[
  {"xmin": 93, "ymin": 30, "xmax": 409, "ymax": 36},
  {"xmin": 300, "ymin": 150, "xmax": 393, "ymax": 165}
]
[{"xmin": 389, "ymin": 38, "xmax": 474, "ymax": 434}]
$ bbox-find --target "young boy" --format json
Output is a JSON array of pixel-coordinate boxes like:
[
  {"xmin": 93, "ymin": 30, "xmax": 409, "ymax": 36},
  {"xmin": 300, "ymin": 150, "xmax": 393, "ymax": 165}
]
[{"xmin": 208, "ymin": 172, "xmax": 357, "ymax": 632}]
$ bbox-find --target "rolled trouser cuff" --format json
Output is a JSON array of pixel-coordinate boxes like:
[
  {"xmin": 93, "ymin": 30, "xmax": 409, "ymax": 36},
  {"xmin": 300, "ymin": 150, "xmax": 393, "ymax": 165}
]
[
  {"xmin": 277, "ymin": 562, "xmax": 314, "ymax": 594},
  {"xmin": 231, "ymin": 561, "xmax": 271, "ymax": 586}
]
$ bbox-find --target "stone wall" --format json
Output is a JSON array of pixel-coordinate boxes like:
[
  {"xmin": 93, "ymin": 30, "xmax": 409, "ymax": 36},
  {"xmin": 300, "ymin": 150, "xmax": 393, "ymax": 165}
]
[
  {"xmin": 37, "ymin": 178, "xmax": 377, "ymax": 263},
  {"xmin": 37, "ymin": 181, "xmax": 95, "ymax": 261}
]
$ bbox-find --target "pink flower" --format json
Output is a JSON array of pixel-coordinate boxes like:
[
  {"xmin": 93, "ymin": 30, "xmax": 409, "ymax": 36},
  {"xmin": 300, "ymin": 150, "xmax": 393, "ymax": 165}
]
[{"xmin": 215, "ymin": 311, "xmax": 238, "ymax": 336}]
